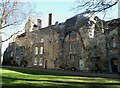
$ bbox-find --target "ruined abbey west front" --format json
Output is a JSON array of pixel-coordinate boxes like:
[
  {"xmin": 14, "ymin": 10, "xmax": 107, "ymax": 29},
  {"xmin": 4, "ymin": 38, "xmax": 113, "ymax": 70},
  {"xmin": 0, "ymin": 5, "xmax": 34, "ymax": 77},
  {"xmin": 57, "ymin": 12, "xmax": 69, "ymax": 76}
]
[{"xmin": 3, "ymin": 13, "xmax": 120, "ymax": 73}]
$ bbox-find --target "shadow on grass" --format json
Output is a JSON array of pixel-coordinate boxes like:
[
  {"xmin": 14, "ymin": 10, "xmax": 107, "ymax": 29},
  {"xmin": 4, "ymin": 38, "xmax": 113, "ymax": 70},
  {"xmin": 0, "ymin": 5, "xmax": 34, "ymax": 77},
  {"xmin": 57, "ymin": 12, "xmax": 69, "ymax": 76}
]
[
  {"xmin": 2, "ymin": 84, "xmax": 117, "ymax": 88},
  {"xmin": 2, "ymin": 67, "xmax": 120, "ymax": 88},
  {"xmin": 3, "ymin": 67, "xmax": 70, "ymax": 76},
  {"xmin": 2, "ymin": 76, "xmax": 120, "ymax": 88}
]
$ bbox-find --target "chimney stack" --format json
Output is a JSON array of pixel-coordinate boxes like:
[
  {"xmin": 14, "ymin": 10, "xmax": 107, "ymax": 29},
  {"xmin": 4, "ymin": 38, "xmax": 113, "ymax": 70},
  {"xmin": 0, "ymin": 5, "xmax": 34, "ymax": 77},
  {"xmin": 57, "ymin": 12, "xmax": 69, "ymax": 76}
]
[
  {"xmin": 37, "ymin": 19, "xmax": 42, "ymax": 29},
  {"xmin": 48, "ymin": 13, "xmax": 52, "ymax": 26}
]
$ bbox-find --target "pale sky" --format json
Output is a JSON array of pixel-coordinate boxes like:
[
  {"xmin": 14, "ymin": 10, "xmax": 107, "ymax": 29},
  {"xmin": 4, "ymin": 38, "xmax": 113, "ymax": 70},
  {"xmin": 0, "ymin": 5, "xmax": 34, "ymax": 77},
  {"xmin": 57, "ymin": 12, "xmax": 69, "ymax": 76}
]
[
  {"xmin": 32, "ymin": 1, "xmax": 118, "ymax": 27},
  {"xmin": 32, "ymin": 1, "xmax": 77, "ymax": 27},
  {"xmin": 2, "ymin": 1, "xmax": 118, "ymax": 54}
]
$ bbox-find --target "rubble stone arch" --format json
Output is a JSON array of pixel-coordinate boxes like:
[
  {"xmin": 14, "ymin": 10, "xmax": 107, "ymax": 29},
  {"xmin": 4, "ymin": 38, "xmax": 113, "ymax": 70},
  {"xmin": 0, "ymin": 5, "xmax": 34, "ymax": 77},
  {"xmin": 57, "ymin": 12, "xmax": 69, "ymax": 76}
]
[
  {"xmin": 62, "ymin": 29, "xmax": 85, "ymax": 49},
  {"xmin": 61, "ymin": 29, "xmax": 86, "ymax": 70}
]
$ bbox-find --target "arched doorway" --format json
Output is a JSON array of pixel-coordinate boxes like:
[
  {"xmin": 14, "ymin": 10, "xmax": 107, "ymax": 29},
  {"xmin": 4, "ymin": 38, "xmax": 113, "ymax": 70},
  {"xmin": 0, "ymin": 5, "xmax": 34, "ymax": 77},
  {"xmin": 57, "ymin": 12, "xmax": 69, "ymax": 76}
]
[{"xmin": 111, "ymin": 58, "xmax": 118, "ymax": 73}]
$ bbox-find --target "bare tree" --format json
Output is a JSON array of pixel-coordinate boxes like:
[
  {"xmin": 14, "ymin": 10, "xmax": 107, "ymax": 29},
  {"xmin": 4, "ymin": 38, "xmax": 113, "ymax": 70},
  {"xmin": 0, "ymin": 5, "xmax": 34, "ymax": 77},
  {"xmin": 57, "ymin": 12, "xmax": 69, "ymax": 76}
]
[
  {"xmin": 74, "ymin": 0, "xmax": 119, "ymax": 14},
  {"xmin": 0, "ymin": 0, "xmax": 37, "ymax": 64},
  {"xmin": 1, "ymin": 1, "xmax": 21, "ymax": 29},
  {"xmin": 0, "ymin": 0, "xmax": 34, "ymax": 42}
]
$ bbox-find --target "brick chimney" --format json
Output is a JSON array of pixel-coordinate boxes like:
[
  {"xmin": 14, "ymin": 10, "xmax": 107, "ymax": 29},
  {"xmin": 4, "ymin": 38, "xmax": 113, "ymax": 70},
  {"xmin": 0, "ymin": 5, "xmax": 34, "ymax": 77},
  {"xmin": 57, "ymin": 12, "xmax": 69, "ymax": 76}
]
[{"xmin": 48, "ymin": 13, "xmax": 52, "ymax": 26}]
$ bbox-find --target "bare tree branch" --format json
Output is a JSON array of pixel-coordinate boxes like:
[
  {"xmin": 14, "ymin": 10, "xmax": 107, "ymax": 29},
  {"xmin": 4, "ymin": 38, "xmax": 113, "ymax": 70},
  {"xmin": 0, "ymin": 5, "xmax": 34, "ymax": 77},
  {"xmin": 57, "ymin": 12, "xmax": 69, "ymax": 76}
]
[
  {"xmin": 74, "ymin": 0, "xmax": 119, "ymax": 14},
  {"xmin": 0, "ymin": 0, "xmax": 35, "ymax": 46},
  {"xmin": 0, "ymin": 1, "xmax": 34, "ymax": 30},
  {"xmin": 0, "ymin": 21, "xmax": 22, "ymax": 29},
  {"xmin": 0, "ymin": 21, "xmax": 21, "ymax": 29},
  {"xmin": 1, "ymin": 30, "xmax": 22, "ymax": 43}
]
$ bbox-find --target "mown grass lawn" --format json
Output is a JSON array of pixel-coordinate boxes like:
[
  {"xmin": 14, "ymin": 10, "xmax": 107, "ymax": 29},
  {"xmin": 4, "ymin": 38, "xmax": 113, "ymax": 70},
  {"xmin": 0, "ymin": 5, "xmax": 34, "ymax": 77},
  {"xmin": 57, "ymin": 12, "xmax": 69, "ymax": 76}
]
[{"xmin": 0, "ymin": 67, "xmax": 120, "ymax": 88}]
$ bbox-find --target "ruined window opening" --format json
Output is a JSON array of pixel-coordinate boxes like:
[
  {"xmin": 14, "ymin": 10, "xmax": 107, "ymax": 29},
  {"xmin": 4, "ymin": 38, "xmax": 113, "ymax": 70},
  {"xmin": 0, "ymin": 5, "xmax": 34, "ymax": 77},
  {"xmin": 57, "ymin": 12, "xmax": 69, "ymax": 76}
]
[
  {"xmin": 35, "ymin": 47, "xmax": 38, "ymax": 55},
  {"xmin": 96, "ymin": 57, "xmax": 100, "ymax": 61},
  {"xmin": 71, "ymin": 55, "xmax": 75, "ymax": 61},
  {"xmin": 111, "ymin": 36, "xmax": 114, "ymax": 39},
  {"xmin": 112, "ymin": 36, "xmax": 116, "ymax": 48},
  {"xmin": 69, "ymin": 43, "xmax": 75, "ymax": 50},
  {"xmin": 35, "ymin": 34, "xmax": 38, "ymax": 39},
  {"xmin": 113, "ymin": 38, "xmax": 116, "ymax": 48},
  {"xmin": 21, "ymin": 51, "xmax": 24, "ymax": 56},
  {"xmin": 111, "ymin": 58, "xmax": 118, "ymax": 73},
  {"xmin": 40, "ymin": 46, "xmax": 43, "ymax": 54},
  {"xmin": 88, "ymin": 21, "xmax": 93, "ymax": 26},
  {"xmin": 88, "ymin": 28, "xmax": 94, "ymax": 38},
  {"xmin": 70, "ymin": 44, "xmax": 72, "ymax": 50},
  {"xmin": 102, "ymin": 29, "xmax": 104, "ymax": 33},
  {"xmin": 40, "ymin": 38, "xmax": 44, "ymax": 43},
  {"xmin": 49, "ymin": 41, "xmax": 51, "ymax": 43},
  {"xmin": 112, "ymin": 58, "xmax": 118, "ymax": 65},
  {"xmin": 33, "ymin": 24, "xmax": 37, "ymax": 28},
  {"xmin": 94, "ymin": 16, "xmax": 98, "ymax": 21},
  {"xmin": 60, "ymin": 38, "xmax": 62, "ymax": 41},
  {"xmin": 39, "ymin": 57, "xmax": 43, "ymax": 66},
  {"xmin": 65, "ymin": 35, "xmax": 69, "ymax": 41},
  {"xmin": 94, "ymin": 45, "xmax": 97, "ymax": 48},
  {"xmin": 69, "ymin": 31, "xmax": 76, "ymax": 39},
  {"xmin": 11, "ymin": 52, "xmax": 13, "ymax": 57},
  {"xmin": 34, "ymin": 57, "xmax": 37, "ymax": 65},
  {"xmin": 30, "ymin": 41, "xmax": 34, "ymax": 46}
]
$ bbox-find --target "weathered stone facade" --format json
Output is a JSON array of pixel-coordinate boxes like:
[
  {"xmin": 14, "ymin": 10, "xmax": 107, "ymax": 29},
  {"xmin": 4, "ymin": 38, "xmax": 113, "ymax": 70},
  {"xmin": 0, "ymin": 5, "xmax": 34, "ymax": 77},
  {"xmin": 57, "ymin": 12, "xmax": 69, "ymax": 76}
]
[
  {"xmin": 3, "ymin": 14, "xmax": 120, "ymax": 73},
  {"xmin": 106, "ymin": 18, "xmax": 120, "ymax": 73}
]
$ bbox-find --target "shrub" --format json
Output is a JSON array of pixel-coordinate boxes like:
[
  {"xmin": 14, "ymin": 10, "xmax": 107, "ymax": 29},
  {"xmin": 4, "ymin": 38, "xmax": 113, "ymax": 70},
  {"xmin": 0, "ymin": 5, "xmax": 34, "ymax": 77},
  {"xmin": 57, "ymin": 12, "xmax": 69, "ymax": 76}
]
[{"xmin": 91, "ymin": 67, "xmax": 98, "ymax": 73}]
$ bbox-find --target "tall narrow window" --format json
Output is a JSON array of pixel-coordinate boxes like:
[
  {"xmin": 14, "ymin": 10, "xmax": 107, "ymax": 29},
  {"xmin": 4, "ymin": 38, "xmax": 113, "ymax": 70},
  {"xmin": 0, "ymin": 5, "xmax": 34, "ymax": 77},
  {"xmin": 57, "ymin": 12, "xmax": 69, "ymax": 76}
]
[
  {"xmin": 40, "ymin": 46, "xmax": 43, "ymax": 54},
  {"xmin": 34, "ymin": 57, "xmax": 37, "ymax": 65},
  {"xmin": 70, "ymin": 44, "xmax": 72, "ymax": 50},
  {"xmin": 35, "ymin": 47, "xmax": 38, "ymax": 55},
  {"xmin": 39, "ymin": 57, "xmax": 43, "ymax": 66},
  {"xmin": 11, "ymin": 52, "xmax": 13, "ymax": 57},
  {"xmin": 70, "ymin": 43, "xmax": 74, "ymax": 50},
  {"xmin": 21, "ymin": 51, "xmax": 24, "ymax": 57},
  {"xmin": 112, "ymin": 37, "xmax": 116, "ymax": 48}
]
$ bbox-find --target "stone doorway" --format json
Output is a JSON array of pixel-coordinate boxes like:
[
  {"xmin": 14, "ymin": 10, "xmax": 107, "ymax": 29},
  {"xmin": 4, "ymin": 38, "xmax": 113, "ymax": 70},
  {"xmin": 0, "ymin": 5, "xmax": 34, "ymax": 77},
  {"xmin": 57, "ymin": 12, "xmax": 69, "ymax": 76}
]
[
  {"xmin": 79, "ymin": 59, "xmax": 84, "ymax": 71},
  {"xmin": 111, "ymin": 58, "xmax": 118, "ymax": 73}
]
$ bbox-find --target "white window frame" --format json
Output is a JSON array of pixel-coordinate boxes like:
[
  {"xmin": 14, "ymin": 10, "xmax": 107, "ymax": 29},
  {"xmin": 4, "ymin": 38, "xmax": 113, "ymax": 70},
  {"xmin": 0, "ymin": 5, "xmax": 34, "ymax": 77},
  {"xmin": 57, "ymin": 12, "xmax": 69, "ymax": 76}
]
[
  {"xmin": 40, "ymin": 46, "xmax": 43, "ymax": 54},
  {"xmin": 35, "ymin": 47, "xmax": 38, "ymax": 55},
  {"xmin": 88, "ymin": 28, "xmax": 94, "ymax": 38},
  {"xmin": 39, "ymin": 57, "xmax": 43, "ymax": 66},
  {"xmin": 11, "ymin": 52, "xmax": 13, "ymax": 57},
  {"xmin": 34, "ymin": 57, "xmax": 37, "ymax": 65},
  {"xmin": 40, "ymin": 38, "xmax": 44, "ymax": 43}
]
